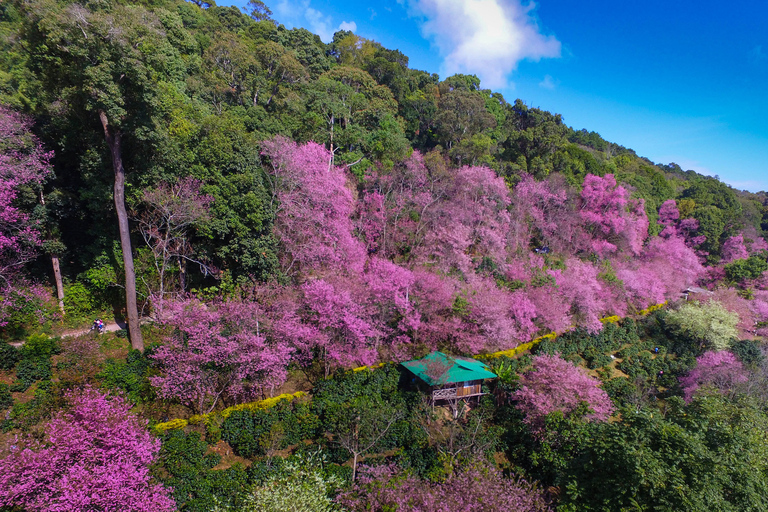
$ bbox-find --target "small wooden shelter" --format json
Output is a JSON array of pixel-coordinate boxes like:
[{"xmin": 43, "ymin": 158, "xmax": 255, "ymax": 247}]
[{"xmin": 401, "ymin": 352, "xmax": 497, "ymax": 410}]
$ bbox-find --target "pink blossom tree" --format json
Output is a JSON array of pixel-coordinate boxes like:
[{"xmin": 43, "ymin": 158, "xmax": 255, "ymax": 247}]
[
  {"xmin": 271, "ymin": 277, "xmax": 381, "ymax": 376},
  {"xmin": 338, "ymin": 464, "xmax": 552, "ymax": 512},
  {"xmin": 509, "ymin": 173, "xmax": 583, "ymax": 254},
  {"xmin": 0, "ymin": 386, "xmax": 175, "ymax": 511},
  {"xmin": 549, "ymin": 258, "xmax": 607, "ymax": 333},
  {"xmin": 679, "ymin": 351, "xmax": 749, "ymax": 402},
  {"xmin": 364, "ymin": 257, "xmax": 420, "ymax": 345},
  {"xmin": 657, "ymin": 199, "xmax": 680, "ymax": 228},
  {"xmin": 513, "ymin": 353, "xmax": 614, "ymax": 433},
  {"xmin": 363, "ymin": 151, "xmax": 451, "ymax": 262},
  {"xmin": 721, "ymin": 234, "xmax": 749, "ymax": 263},
  {"xmin": 134, "ymin": 177, "xmax": 214, "ymax": 316},
  {"xmin": 617, "ymin": 229, "xmax": 705, "ymax": 309},
  {"xmin": 579, "ymin": 173, "xmax": 649, "ymax": 257},
  {"xmin": 464, "ymin": 277, "xmax": 538, "ymax": 353},
  {"xmin": 262, "ymin": 136, "xmax": 365, "ymax": 274},
  {"xmin": 416, "ymin": 163, "xmax": 511, "ymax": 274},
  {"xmin": 0, "ymin": 106, "xmax": 52, "ymax": 325},
  {"xmin": 150, "ymin": 298, "xmax": 293, "ymax": 413},
  {"xmin": 300, "ymin": 278, "xmax": 380, "ymax": 372}
]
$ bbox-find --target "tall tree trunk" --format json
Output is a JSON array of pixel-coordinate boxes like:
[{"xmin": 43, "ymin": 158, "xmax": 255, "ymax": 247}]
[
  {"xmin": 39, "ymin": 191, "xmax": 65, "ymax": 316},
  {"xmin": 99, "ymin": 111, "xmax": 144, "ymax": 352},
  {"xmin": 51, "ymin": 255, "xmax": 65, "ymax": 316}
]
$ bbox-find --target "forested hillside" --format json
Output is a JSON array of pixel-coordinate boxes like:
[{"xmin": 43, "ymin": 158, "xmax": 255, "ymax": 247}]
[{"xmin": 2, "ymin": 1, "xmax": 768, "ymax": 510}]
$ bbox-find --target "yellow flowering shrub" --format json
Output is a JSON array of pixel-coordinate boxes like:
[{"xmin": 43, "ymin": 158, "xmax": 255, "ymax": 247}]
[
  {"xmin": 155, "ymin": 392, "xmax": 306, "ymax": 433},
  {"xmin": 153, "ymin": 418, "xmax": 188, "ymax": 433}
]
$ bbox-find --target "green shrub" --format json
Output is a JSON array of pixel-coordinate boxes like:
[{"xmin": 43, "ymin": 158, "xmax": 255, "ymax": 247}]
[
  {"xmin": 665, "ymin": 301, "xmax": 739, "ymax": 352},
  {"xmin": 7, "ymin": 380, "xmax": 61, "ymax": 430},
  {"xmin": 221, "ymin": 400, "xmax": 321, "ymax": 458},
  {"xmin": 98, "ymin": 349, "xmax": 153, "ymax": 403},
  {"xmin": 0, "ymin": 383, "xmax": 12, "ymax": 410},
  {"xmin": 731, "ymin": 339, "xmax": 765, "ymax": 366},
  {"xmin": 724, "ymin": 253, "xmax": 768, "ymax": 283},
  {"xmin": 158, "ymin": 430, "xmax": 251, "ymax": 512},
  {"xmin": 63, "ymin": 282, "xmax": 95, "ymax": 316},
  {"xmin": 0, "ymin": 342, "xmax": 20, "ymax": 370},
  {"xmin": 226, "ymin": 450, "xmax": 346, "ymax": 512},
  {"xmin": 602, "ymin": 377, "xmax": 636, "ymax": 406},
  {"xmin": 14, "ymin": 357, "xmax": 52, "ymax": 390},
  {"xmin": 19, "ymin": 334, "xmax": 59, "ymax": 359}
]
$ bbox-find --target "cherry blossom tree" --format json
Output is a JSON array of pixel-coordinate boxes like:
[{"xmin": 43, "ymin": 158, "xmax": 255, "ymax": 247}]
[
  {"xmin": 721, "ymin": 234, "xmax": 749, "ymax": 263},
  {"xmin": 363, "ymin": 151, "xmax": 450, "ymax": 261},
  {"xmin": 338, "ymin": 464, "xmax": 552, "ymax": 512},
  {"xmin": 417, "ymin": 164, "xmax": 511, "ymax": 274},
  {"xmin": 616, "ymin": 226, "xmax": 705, "ymax": 309},
  {"xmin": 150, "ymin": 298, "xmax": 293, "ymax": 413},
  {"xmin": 579, "ymin": 173, "xmax": 648, "ymax": 257},
  {"xmin": 549, "ymin": 258, "xmax": 607, "ymax": 333},
  {"xmin": 134, "ymin": 177, "xmax": 213, "ymax": 316},
  {"xmin": 513, "ymin": 353, "xmax": 614, "ymax": 433},
  {"xmin": 262, "ymin": 136, "xmax": 365, "ymax": 274},
  {"xmin": 300, "ymin": 278, "xmax": 380, "ymax": 372},
  {"xmin": 0, "ymin": 106, "xmax": 52, "ymax": 325},
  {"xmin": 364, "ymin": 257, "xmax": 420, "ymax": 347},
  {"xmin": 509, "ymin": 173, "xmax": 582, "ymax": 254},
  {"xmin": 0, "ymin": 386, "xmax": 175, "ymax": 511},
  {"xmin": 679, "ymin": 351, "xmax": 749, "ymax": 402}
]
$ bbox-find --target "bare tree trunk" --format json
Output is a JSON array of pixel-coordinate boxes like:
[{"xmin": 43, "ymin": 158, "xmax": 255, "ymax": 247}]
[
  {"xmin": 39, "ymin": 191, "xmax": 65, "ymax": 316},
  {"xmin": 51, "ymin": 255, "xmax": 65, "ymax": 316},
  {"xmin": 99, "ymin": 110, "xmax": 144, "ymax": 352}
]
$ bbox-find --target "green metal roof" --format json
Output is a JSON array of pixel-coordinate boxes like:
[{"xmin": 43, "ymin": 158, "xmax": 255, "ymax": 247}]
[{"xmin": 401, "ymin": 351, "xmax": 497, "ymax": 386}]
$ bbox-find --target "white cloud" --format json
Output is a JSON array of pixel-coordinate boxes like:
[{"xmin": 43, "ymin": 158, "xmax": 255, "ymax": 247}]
[
  {"xmin": 403, "ymin": 0, "xmax": 561, "ymax": 89},
  {"xmin": 305, "ymin": 7, "xmax": 334, "ymax": 42},
  {"xmin": 271, "ymin": 0, "xmax": 356, "ymax": 43},
  {"xmin": 539, "ymin": 74, "xmax": 556, "ymax": 90},
  {"xmin": 272, "ymin": 0, "xmax": 307, "ymax": 20}
]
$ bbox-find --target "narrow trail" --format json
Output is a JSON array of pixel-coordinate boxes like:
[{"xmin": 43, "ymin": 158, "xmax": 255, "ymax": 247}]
[
  {"xmin": 6, "ymin": 319, "xmax": 130, "ymax": 348},
  {"xmin": 60, "ymin": 319, "xmax": 127, "ymax": 338}
]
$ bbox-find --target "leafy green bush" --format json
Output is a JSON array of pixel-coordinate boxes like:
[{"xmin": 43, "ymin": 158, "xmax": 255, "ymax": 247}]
[
  {"xmin": 19, "ymin": 334, "xmax": 59, "ymax": 359},
  {"xmin": 158, "ymin": 430, "xmax": 251, "ymax": 512},
  {"xmin": 0, "ymin": 342, "xmax": 20, "ymax": 370},
  {"xmin": 217, "ymin": 450, "xmax": 346, "ymax": 512},
  {"xmin": 724, "ymin": 253, "xmax": 768, "ymax": 283},
  {"xmin": 0, "ymin": 383, "xmax": 12, "ymax": 410},
  {"xmin": 664, "ymin": 301, "xmax": 739, "ymax": 352},
  {"xmin": 602, "ymin": 377, "xmax": 637, "ymax": 406},
  {"xmin": 731, "ymin": 339, "xmax": 765, "ymax": 366},
  {"xmin": 13, "ymin": 357, "xmax": 52, "ymax": 391},
  {"xmin": 221, "ymin": 400, "xmax": 320, "ymax": 458},
  {"xmin": 6, "ymin": 380, "xmax": 61, "ymax": 430},
  {"xmin": 98, "ymin": 349, "xmax": 153, "ymax": 403},
  {"xmin": 534, "ymin": 320, "xmax": 639, "ymax": 363},
  {"xmin": 63, "ymin": 282, "xmax": 95, "ymax": 316}
]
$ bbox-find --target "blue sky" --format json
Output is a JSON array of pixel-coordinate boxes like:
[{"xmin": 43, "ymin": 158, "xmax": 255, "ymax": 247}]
[{"xmin": 222, "ymin": 0, "xmax": 768, "ymax": 193}]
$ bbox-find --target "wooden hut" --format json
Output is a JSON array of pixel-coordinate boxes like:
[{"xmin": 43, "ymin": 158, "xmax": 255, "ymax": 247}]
[{"xmin": 401, "ymin": 352, "xmax": 496, "ymax": 413}]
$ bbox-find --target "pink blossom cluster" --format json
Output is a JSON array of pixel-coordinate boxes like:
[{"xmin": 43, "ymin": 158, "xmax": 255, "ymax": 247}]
[
  {"xmin": 0, "ymin": 386, "xmax": 175, "ymax": 511},
  {"xmin": 679, "ymin": 351, "xmax": 749, "ymax": 402},
  {"xmin": 513, "ymin": 354, "xmax": 614, "ymax": 433},
  {"xmin": 0, "ymin": 106, "xmax": 52, "ymax": 324},
  {"xmin": 150, "ymin": 298, "xmax": 293, "ymax": 413},
  {"xmin": 338, "ymin": 464, "xmax": 552, "ymax": 512}
]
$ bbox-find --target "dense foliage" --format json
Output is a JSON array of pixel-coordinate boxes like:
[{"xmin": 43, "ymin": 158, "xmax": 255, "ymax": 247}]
[
  {"xmin": 0, "ymin": 386, "xmax": 175, "ymax": 511},
  {"xmin": 1, "ymin": 0, "xmax": 768, "ymax": 510}
]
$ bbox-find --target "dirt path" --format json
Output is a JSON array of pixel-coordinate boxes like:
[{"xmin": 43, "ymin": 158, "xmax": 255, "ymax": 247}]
[
  {"xmin": 60, "ymin": 319, "xmax": 127, "ymax": 338},
  {"xmin": 6, "ymin": 319, "xmax": 129, "ymax": 348}
]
